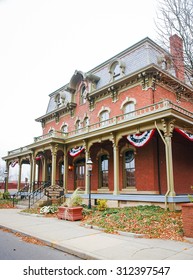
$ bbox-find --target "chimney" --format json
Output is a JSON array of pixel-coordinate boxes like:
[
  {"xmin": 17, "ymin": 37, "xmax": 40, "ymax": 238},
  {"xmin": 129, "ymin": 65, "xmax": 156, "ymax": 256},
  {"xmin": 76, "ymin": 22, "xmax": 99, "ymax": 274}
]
[{"xmin": 170, "ymin": 34, "xmax": 185, "ymax": 82}]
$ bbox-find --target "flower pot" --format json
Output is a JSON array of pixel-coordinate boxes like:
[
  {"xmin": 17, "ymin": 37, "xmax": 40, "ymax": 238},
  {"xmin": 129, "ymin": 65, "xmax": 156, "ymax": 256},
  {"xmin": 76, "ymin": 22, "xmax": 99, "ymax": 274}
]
[
  {"xmin": 181, "ymin": 203, "xmax": 193, "ymax": 238},
  {"xmin": 57, "ymin": 206, "xmax": 83, "ymax": 221}
]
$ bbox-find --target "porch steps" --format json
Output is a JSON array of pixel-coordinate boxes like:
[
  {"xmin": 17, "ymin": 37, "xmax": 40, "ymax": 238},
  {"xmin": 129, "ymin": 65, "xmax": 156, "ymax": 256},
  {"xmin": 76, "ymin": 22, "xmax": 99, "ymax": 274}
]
[{"xmin": 16, "ymin": 195, "xmax": 48, "ymax": 209}]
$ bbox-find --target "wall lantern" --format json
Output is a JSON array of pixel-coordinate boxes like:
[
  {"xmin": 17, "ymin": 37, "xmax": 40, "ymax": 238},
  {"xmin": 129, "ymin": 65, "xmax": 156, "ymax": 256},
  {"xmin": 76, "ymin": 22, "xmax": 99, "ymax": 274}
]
[{"xmin": 68, "ymin": 165, "xmax": 73, "ymax": 171}]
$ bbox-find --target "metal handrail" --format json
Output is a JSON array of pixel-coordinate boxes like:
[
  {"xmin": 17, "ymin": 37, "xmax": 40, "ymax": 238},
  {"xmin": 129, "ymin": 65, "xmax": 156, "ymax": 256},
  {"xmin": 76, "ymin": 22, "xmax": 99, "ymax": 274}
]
[{"xmin": 28, "ymin": 181, "xmax": 51, "ymax": 208}]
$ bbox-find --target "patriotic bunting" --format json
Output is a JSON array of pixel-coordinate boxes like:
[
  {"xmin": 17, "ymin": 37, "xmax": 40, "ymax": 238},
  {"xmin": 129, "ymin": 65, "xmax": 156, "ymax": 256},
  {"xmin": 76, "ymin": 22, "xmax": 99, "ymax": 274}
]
[
  {"xmin": 127, "ymin": 129, "xmax": 155, "ymax": 147},
  {"xmin": 69, "ymin": 146, "xmax": 85, "ymax": 157},
  {"xmin": 175, "ymin": 128, "xmax": 193, "ymax": 141}
]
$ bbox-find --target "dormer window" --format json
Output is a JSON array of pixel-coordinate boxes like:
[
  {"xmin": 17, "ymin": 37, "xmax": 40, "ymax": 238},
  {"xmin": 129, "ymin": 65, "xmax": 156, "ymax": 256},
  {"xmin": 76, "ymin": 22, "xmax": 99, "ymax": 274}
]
[
  {"xmin": 55, "ymin": 94, "xmax": 61, "ymax": 107},
  {"xmin": 80, "ymin": 84, "xmax": 87, "ymax": 104},
  {"xmin": 113, "ymin": 63, "xmax": 121, "ymax": 80},
  {"xmin": 109, "ymin": 59, "xmax": 125, "ymax": 82}
]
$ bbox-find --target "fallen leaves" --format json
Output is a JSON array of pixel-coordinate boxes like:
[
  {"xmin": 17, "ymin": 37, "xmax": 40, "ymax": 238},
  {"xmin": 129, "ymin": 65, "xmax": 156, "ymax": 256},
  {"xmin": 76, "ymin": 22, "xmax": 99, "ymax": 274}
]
[
  {"xmin": 0, "ymin": 227, "xmax": 47, "ymax": 246},
  {"xmin": 82, "ymin": 205, "xmax": 184, "ymax": 241}
]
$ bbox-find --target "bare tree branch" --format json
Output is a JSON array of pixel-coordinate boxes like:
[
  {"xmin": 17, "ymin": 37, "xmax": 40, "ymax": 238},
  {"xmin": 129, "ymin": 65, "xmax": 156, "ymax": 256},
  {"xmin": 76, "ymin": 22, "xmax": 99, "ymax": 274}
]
[{"xmin": 155, "ymin": 0, "xmax": 193, "ymax": 77}]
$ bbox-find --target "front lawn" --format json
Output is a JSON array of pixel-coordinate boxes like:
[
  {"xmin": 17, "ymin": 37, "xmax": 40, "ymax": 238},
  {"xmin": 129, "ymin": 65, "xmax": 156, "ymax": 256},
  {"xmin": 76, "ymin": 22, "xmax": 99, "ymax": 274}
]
[
  {"xmin": 1, "ymin": 199, "xmax": 184, "ymax": 241},
  {"xmin": 82, "ymin": 205, "xmax": 184, "ymax": 241}
]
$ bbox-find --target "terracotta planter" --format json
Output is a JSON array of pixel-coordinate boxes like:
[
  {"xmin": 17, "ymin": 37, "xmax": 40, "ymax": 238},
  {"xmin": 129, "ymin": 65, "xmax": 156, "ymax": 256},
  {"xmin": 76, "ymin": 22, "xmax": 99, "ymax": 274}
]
[
  {"xmin": 57, "ymin": 206, "xmax": 83, "ymax": 221},
  {"xmin": 181, "ymin": 203, "xmax": 193, "ymax": 238}
]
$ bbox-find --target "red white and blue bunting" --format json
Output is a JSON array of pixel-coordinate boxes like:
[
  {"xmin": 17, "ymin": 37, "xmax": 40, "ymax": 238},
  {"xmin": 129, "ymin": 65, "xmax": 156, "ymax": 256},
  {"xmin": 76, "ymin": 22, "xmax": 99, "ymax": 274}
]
[
  {"xmin": 69, "ymin": 146, "xmax": 85, "ymax": 157},
  {"xmin": 175, "ymin": 128, "xmax": 193, "ymax": 141},
  {"xmin": 127, "ymin": 129, "xmax": 156, "ymax": 147}
]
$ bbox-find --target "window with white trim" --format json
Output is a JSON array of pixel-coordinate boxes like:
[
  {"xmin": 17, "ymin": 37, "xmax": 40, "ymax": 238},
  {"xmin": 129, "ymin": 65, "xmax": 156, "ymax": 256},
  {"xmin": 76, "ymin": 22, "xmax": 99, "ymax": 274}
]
[
  {"xmin": 100, "ymin": 110, "xmax": 109, "ymax": 126},
  {"xmin": 75, "ymin": 120, "xmax": 81, "ymax": 133},
  {"xmin": 80, "ymin": 84, "xmax": 87, "ymax": 104},
  {"xmin": 124, "ymin": 102, "xmax": 135, "ymax": 118},
  {"xmin": 61, "ymin": 124, "xmax": 68, "ymax": 133},
  {"xmin": 84, "ymin": 117, "xmax": 89, "ymax": 127},
  {"xmin": 124, "ymin": 150, "xmax": 136, "ymax": 188}
]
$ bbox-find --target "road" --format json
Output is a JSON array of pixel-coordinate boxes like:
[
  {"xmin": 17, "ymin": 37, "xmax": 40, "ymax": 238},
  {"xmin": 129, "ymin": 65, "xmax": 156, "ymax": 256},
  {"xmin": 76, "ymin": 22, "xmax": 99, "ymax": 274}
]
[{"xmin": 0, "ymin": 229, "xmax": 81, "ymax": 260}]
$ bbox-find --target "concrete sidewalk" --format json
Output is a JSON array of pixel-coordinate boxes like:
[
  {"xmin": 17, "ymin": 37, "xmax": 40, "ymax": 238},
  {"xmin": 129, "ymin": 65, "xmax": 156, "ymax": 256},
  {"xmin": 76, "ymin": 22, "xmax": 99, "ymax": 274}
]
[{"xmin": 0, "ymin": 209, "xmax": 193, "ymax": 260}]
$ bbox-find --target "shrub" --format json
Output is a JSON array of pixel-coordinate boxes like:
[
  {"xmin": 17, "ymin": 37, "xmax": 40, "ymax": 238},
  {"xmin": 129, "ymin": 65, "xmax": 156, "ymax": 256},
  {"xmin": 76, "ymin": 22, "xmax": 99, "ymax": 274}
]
[
  {"xmin": 97, "ymin": 199, "xmax": 107, "ymax": 211},
  {"xmin": 40, "ymin": 205, "xmax": 58, "ymax": 214},
  {"xmin": 3, "ymin": 191, "xmax": 10, "ymax": 199}
]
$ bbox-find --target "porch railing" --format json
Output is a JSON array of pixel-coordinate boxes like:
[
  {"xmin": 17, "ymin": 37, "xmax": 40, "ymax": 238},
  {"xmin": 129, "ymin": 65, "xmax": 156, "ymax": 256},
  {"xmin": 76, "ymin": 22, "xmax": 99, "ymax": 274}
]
[{"xmin": 8, "ymin": 100, "xmax": 193, "ymax": 153}]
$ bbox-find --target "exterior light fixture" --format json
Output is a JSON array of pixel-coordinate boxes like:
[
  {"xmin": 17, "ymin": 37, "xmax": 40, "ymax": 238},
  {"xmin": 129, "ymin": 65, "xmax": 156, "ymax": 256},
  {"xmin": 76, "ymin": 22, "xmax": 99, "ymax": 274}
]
[{"xmin": 86, "ymin": 158, "xmax": 93, "ymax": 209}]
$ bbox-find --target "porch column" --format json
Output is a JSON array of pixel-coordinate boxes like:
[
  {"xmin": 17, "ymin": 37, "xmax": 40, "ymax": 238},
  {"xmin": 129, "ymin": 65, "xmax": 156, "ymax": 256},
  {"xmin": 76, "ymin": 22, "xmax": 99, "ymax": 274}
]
[
  {"xmin": 17, "ymin": 160, "xmax": 22, "ymax": 191},
  {"xmin": 165, "ymin": 136, "xmax": 175, "ymax": 196},
  {"xmin": 161, "ymin": 119, "xmax": 176, "ymax": 200},
  {"xmin": 63, "ymin": 145, "xmax": 67, "ymax": 192},
  {"xmin": 113, "ymin": 142, "xmax": 120, "ymax": 195},
  {"xmin": 32, "ymin": 155, "xmax": 36, "ymax": 191},
  {"xmin": 51, "ymin": 144, "xmax": 58, "ymax": 186},
  {"xmin": 84, "ymin": 141, "xmax": 89, "ymax": 194},
  {"xmin": 5, "ymin": 160, "xmax": 9, "ymax": 192},
  {"xmin": 29, "ymin": 155, "xmax": 33, "ymax": 192},
  {"xmin": 42, "ymin": 155, "xmax": 47, "ymax": 183}
]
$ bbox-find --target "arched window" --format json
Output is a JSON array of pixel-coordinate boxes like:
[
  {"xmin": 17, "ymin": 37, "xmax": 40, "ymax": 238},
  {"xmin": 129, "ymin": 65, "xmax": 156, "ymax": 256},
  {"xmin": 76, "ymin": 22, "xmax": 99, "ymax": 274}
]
[
  {"xmin": 100, "ymin": 110, "xmax": 109, "ymax": 126},
  {"xmin": 109, "ymin": 59, "xmax": 125, "ymax": 81},
  {"xmin": 123, "ymin": 150, "xmax": 136, "ymax": 188},
  {"xmin": 49, "ymin": 128, "xmax": 54, "ymax": 135},
  {"xmin": 99, "ymin": 154, "xmax": 109, "ymax": 188},
  {"xmin": 55, "ymin": 94, "xmax": 61, "ymax": 107},
  {"xmin": 113, "ymin": 63, "xmax": 120, "ymax": 80},
  {"xmin": 83, "ymin": 117, "xmax": 89, "ymax": 127},
  {"xmin": 124, "ymin": 102, "xmax": 135, "ymax": 118},
  {"xmin": 80, "ymin": 84, "xmax": 87, "ymax": 104},
  {"xmin": 61, "ymin": 124, "xmax": 68, "ymax": 133},
  {"xmin": 75, "ymin": 120, "xmax": 81, "ymax": 133}
]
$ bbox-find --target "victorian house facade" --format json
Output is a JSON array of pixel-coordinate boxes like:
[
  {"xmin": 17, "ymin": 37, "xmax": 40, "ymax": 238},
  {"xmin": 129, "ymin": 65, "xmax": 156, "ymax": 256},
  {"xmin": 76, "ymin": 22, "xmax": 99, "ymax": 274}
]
[{"xmin": 3, "ymin": 35, "xmax": 193, "ymax": 210}]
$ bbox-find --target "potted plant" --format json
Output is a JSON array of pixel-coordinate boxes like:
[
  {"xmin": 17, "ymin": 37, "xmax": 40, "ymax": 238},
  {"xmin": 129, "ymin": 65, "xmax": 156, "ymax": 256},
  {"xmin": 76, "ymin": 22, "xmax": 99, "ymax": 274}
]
[
  {"xmin": 57, "ymin": 188, "xmax": 83, "ymax": 221},
  {"xmin": 181, "ymin": 186, "xmax": 193, "ymax": 238}
]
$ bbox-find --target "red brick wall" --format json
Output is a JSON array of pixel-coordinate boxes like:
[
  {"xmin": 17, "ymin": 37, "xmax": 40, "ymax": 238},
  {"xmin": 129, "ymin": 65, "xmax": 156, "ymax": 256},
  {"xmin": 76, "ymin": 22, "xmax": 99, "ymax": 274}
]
[{"xmin": 172, "ymin": 131, "xmax": 193, "ymax": 194}]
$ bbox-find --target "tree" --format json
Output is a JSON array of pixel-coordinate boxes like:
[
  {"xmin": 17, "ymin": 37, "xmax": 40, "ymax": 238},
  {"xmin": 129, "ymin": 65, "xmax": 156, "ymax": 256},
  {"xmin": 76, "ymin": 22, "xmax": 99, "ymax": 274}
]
[{"xmin": 155, "ymin": 0, "xmax": 193, "ymax": 82}]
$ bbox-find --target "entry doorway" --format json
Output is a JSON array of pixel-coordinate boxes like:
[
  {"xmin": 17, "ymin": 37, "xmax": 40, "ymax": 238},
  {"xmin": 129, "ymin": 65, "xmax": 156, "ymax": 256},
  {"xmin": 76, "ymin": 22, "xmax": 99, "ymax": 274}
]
[{"xmin": 74, "ymin": 158, "xmax": 85, "ymax": 190}]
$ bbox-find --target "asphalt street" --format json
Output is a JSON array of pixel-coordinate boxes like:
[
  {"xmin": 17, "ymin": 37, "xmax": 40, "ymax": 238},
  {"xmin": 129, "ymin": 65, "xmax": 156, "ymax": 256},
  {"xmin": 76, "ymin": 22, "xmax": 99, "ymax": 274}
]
[{"xmin": 0, "ymin": 229, "xmax": 81, "ymax": 260}]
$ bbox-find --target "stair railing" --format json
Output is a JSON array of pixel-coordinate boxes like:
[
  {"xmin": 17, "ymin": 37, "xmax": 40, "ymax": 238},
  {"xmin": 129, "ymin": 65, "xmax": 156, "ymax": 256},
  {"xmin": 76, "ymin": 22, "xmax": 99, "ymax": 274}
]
[{"xmin": 28, "ymin": 181, "xmax": 51, "ymax": 208}]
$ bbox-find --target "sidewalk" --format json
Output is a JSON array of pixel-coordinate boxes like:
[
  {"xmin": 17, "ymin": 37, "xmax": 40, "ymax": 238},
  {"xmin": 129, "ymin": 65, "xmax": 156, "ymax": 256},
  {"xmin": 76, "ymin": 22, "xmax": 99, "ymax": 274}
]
[{"xmin": 0, "ymin": 209, "xmax": 193, "ymax": 260}]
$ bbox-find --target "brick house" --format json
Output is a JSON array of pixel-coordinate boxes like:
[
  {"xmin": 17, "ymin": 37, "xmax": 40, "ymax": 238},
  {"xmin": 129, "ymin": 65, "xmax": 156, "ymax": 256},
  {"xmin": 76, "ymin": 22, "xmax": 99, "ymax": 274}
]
[{"xmin": 3, "ymin": 35, "xmax": 193, "ymax": 210}]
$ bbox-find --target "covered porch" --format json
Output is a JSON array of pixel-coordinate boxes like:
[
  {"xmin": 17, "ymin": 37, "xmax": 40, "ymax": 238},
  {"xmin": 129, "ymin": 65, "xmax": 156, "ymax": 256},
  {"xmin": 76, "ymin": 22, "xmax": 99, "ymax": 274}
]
[{"xmin": 2, "ymin": 100, "xmax": 193, "ymax": 210}]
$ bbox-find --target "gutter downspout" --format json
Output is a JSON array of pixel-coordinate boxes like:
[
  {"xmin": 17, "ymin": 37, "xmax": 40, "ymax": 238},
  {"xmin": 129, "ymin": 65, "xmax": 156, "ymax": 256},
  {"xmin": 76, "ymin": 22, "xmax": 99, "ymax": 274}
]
[{"xmin": 154, "ymin": 121, "xmax": 170, "ymax": 209}]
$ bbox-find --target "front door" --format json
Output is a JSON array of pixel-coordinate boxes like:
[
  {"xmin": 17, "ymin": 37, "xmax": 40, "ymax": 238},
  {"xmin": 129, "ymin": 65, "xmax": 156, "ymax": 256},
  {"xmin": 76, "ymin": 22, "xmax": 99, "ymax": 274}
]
[{"xmin": 75, "ymin": 158, "xmax": 85, "ymax": 190}]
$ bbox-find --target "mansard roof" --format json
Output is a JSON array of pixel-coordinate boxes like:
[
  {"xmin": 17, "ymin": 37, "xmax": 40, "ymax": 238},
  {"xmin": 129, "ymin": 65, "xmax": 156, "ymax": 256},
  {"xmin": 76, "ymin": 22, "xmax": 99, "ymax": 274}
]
[{"xmin": 36, "ymin": 36, "xmax": 192, "ymax": 122}]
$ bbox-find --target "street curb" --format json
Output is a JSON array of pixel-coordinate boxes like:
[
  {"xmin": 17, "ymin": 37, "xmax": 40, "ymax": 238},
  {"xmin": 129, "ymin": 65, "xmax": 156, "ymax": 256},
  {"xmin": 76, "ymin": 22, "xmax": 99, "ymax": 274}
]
[
  {"xmin": 0, "ymin": 225, "xmax": 100, "ymax": 260},
  {"xmin": 83, "ymin": 223, "xmax": 146, "ymax": 238}
]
